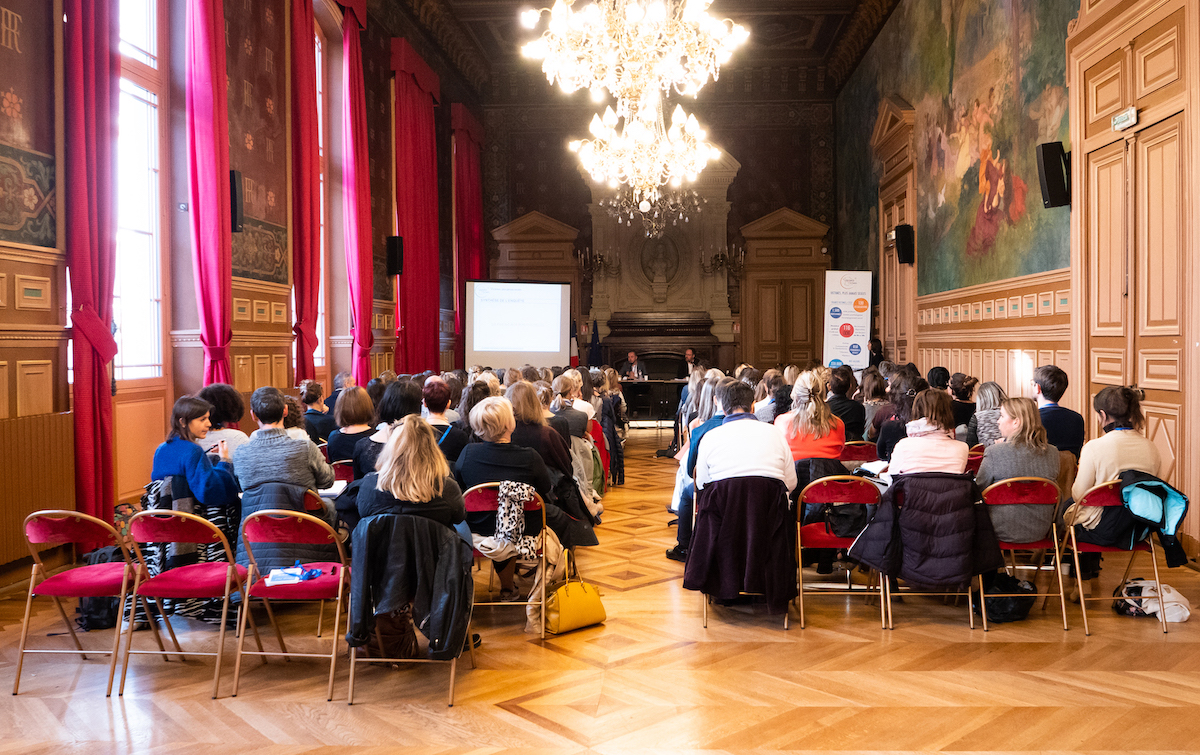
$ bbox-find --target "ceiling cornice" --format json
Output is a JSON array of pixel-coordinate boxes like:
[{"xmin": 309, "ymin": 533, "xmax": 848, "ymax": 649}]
[
  {"xmin": 370, "ymin": 0, "xmax": 491, "ymax": 92},
  {"xmin": 826, "ymin": 0, "xmax": 902, "ymax": 88}
]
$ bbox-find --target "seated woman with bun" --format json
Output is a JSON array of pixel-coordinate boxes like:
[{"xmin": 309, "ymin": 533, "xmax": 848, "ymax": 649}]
[
  {"xmin": 887, "ymin": 389, "xmax": 969, "ymax": 475},
  {"xmin": 196, "ymin": 383, "xmax": 250, "ymax": 456},
  {"xmin": 949, "ymin": 372, "xmax": 980, "ymax": 429},
  {"xmin": 976, "ymin": 397, "xmax": 1061, "ymax": 543}
]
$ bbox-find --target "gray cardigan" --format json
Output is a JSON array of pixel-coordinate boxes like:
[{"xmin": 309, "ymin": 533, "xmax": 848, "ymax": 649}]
[
  {"xmin": 976, "ymin": 442, "xmax": 1061, "ymax": 543},
  {"xmin": 232, "ymin": 427, "xmax": 335, "ymax": 492}
]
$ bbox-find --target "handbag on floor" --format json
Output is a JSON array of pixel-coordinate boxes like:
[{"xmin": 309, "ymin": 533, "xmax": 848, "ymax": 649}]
[{"xmin": 545, "ymin": 551, "xmax": 606, "ymax": 635}]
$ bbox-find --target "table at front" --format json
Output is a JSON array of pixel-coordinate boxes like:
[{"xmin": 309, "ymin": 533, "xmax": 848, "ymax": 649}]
[{"xmin": 620, "ymin": 379, "xmax": 685, "ymax": 422}]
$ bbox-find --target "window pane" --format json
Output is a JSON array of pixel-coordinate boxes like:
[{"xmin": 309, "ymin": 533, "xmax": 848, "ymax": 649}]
[
  {"xmin": 119, "ymin": 0, "xmax": 157, "ymax": 68},
  {"xmin": 113, "ymin": 78, "xmax": 163, "ymax": 380}
]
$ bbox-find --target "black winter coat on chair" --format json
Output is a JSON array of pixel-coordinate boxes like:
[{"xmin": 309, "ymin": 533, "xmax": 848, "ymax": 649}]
[
  {"xmin": 849, "ymin": 472, "xmax": 1004, "ymax": 589},
  {"xmin": 346, "ymin": 514, "xmax": 473, "ymax": 661},
  {"xmin": 683, "ymin": 476, "xmax": 797, "ymax": 613}
]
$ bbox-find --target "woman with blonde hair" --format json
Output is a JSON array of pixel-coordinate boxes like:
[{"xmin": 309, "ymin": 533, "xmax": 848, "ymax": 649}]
[
  {"xmin": 355, "ymin": 415, "xmax": 465, "ymax": 528},
  {"xmin": 507, "ymin": 381, "xmax": 573, "ymax": 477},
  {"xmin": 782, "ymin": 364, "xmax": 801, "ymax": 385},
  {"xmin": 774, "ymin": 369, "xmax": 845, "ymax": 461},
  {"xmin": 535, "ymin": 380, "xmax": 571, "ymax": 444},
  {"xmin": 976, "ymin": 397, "xmax": 1060, "ymax": 543}
]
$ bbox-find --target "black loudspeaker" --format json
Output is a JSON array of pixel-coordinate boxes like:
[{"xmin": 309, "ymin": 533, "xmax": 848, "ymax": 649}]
[
  {"xmin": 1036, "ymin": 142, "xmax": 1071, "ymax": 208},
  {"xmin": 386, "ymin": 236, "xmax": 404, "ymax": 276},
  {"xmin": 230, "ymin": 169, "xmax": 244, "ymax": 232},
  {"xmin": 894, "ymin": 224, "xmax": 915, "ymax": 264}
]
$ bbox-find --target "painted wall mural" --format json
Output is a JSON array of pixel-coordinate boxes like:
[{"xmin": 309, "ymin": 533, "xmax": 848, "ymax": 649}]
[
  {"xmin": 0, "ymin": 0, "xmax": 55, "ymax": 249},
  {"xmin": 836, "ymin": 0, "xmax": 1076, "ymax": 295},
  {"xmin": 363, "ymin": 21, "xmax": 394, "ymax": 302},
  {"xmin": 227, "ymin": 0, "xmax": 289, "ymax": 285}
]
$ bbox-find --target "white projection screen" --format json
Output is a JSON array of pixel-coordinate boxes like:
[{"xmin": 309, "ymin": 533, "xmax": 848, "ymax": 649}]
[{"xmin": 465, "ymin": 280, "xmax": 572, "ymax": 368}]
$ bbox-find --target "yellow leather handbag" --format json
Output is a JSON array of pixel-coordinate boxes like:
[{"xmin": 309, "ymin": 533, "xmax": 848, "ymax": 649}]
[{"xmin": 545, "ymin": 552, "xmax": 606, "ymax": 634}]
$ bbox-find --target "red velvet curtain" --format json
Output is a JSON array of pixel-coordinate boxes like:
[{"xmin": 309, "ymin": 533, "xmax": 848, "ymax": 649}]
[
  {"xmin": 391, "ymin": 39, "xmax": 440, "ymax": 373},
  {"xmin": 64, "ymin": 0, "xmax": 119, "ymax": 524},
  {"xmin": 186, "ymin": 0, "xmax": 234, "ymax": 384},
  {"xmin": 341, "ymin": 5, "xmax": 374, "ymax": 385},
  {"xmin": 290, "ymin": 0, "xmax": 320, "ymax": 381},
  {"xmin": 452, "ymin": 104, "xmax": 485, "ymax": 365}
]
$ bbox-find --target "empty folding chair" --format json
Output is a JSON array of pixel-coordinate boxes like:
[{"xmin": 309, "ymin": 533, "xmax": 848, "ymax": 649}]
[
  {"xmin": 13, "ymin": 511, "xmax": 137, "ymax": 696},
  {"xmin": 233, "ymin": 508, "xmax": 351, "ymax": 700},
  {"xmin": 838, "ymin": 441, "xmax": 879, "ymax": 464}
]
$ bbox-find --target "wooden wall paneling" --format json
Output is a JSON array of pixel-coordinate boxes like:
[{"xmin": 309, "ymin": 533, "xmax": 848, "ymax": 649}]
[
  {"xmin": 0, "ymin": 361, "xmax": 7, "ymax": 420},
  {"xmin": 253, "ymin": 355, "xmax": 271, "ymax": 388},
  {"xmin": 272, "ymin": 355, "xmax": 288, "ymax": 389},
  {"xmin": 1136, "ymin": 115, "xmax": 1185, "ymax": 338},
  {"xmin": 1133, "ymin": 9, "xmax": 1186, "ymax": 111},
  {"xmin": 16, "ymin": 360, "xmax": 53, "ymax": 416},
  {"xmin": 114, "ymin": 397, "xmax": 166, "ymax": 501},
  {"xmin": 234, "ymin": 355, "xmax": 253, "ymax": 392}
]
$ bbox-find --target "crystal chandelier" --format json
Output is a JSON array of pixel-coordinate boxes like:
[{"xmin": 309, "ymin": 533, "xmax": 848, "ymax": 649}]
[
  {"xmin": 520, "ymin": 0, "xmax": 749, "ymax": 102},
  {"xmin": 601, "ymin": 188, "xmax": 706, "ymax": 238},
  {"xmin": 569, "ymin": 94, "xmax": 720, "ymax": 204}
]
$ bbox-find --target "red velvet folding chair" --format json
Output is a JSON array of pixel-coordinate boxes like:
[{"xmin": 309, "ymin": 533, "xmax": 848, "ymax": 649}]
[
  {"xmin": 1066, "ymin": 480, "xmax": 1167, "ymax": 635},
  {"xmin": 233, "ymin": 507, "xmax": 350, "ymax": 700},
  {"xmin": 969, "ymin": 444, "xmax": 986, "ymax": 455},
  {"xmin": 965, "ymin": 454, "xmax": 984, "ymax": 475},
  {"xmin": 331, "ymin": 460, "xmax": 355, "ymax": 483},
  {"xmin": 464, "ymin": 482, "xmax": 547, "ymax": 639},
  {"xmin": 119, "ymin": 510, "xmax": 252, "ymax": 698},
  {"xmin": 979, "ymin": 477, "xmax": 1069, "ymax": 631},
  {"xmin": 838, "ymin": 441, "xmax": 878, "ymax": 463},
  {"xmin": 796, "ymin": 476, "xmax": 885, "ymax": 628},
  {"xmin": 318, "ymin": 443, "xmax": 330, "ymax": 462},
  {"xmin": 13, "ymin": 511, "xmax": 137, "ymax": 696}
]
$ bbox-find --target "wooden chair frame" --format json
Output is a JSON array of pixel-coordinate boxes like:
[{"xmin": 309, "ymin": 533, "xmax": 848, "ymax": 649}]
[
  {"xmin": 119, "ymin": 509, "xmax": 258, "ymax": 699},
  {"xmin": 795, "ymin": 476, "xmax": 886, "ymax": 629},
  {"xmin": 978, "ymin": 477, "xmax": 1069, "ymax": 631},
  {"xmin": 1064, "ymin": 480, "xmax": 1168, "ymax": 636},
  {"xmin": 13, "ymin": 510, "xmax": 135, "ymax": 696},
  {"xmin": 464, "ymin": 482, "xmax": 548, "ymax": 639},
  {"xmin": 232, "ymin": 506, "xmax": 351, "ymax": 700}
]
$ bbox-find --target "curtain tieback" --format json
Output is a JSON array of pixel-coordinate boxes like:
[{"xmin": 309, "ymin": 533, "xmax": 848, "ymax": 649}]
[{"xmin": 71, "ymin": 305, "xmax": 118, "ymax": 363}]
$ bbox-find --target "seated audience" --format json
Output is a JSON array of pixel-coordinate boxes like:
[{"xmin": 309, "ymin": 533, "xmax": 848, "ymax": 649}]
[
  {"xmin": 770, "ymin": 383, "xmax": 793, "ymax": 422},
  {"xmin": 563, "ymin": 369, "xmax": 597, "ymax": 420},
  {"xmin": 695, "ymin": 381, "xmax": 797, "ymax": 493},
  {"xmin": 300, "ymin": 379, "xmax": 337, "ymax": 444},
  {"xmin": 775, "ymin": 370, "xmax": 846, "ymax": 461},
  {"xmin": 876, "ymin": 375, "xmax": 927, "ymax": 461},
  {"xmin": 966, "ymin": 381, "xmax": 1007, "ymax": 448},
  {"xmin": 752, "ymin": 369, "xmax": 783, "ymax": 422},
  {"xmin": 949, "ymin": 372, "xmax": 979, "ymax": 429},
  {"xmin": 888, "ymin": 389, "xmax": 969, "ymax": 474},
  {"xmin": 926, "ymin": 365, "xmax": 950, "ymax": 393},
  {"xmin": 436, "ymin": 373, "xmax": 464, "ymax": 423},
  {"xmin": 667, "ymin": 377, "xmax": 738, "ymax": 562},
  {"xmin": 826, "ymin": 365, "xmax": 865, "ymax": 441},
  {"xmin": 550, "ymin": 375, "xmax": 589, "ymax": 437},
  {"xmin": 600, "ymin": 368, "xmax": 628, "ymax": 485},
  {"xmin": 535, "ymin": 380, "xmax": 572, "ymax": 445},
  {"xmin": 859, "ymin": 368, "xmax": 889, "ymax": 431},
  {"xmin": 356, "ymin": 415, "xmax": 466, "ymax": 528},
  {"xmin": 976, "ymin": 397, "xmax": 1061, "ymax": 543},
  {"xmin": 1034, "ymin": 364, "xmax": 1085, "ymax": 458},
  {"xmin": 326, "ymin": 371, "xmax": 354, "ymax": 416},
  {"xmin": 352, "ymin": 380, "xmax": 422, "ymax": 479},
  {"xmin": 455, "ymin": 397, "xmax": 552, "ymax": 600},
  {"xmin": 783, "ymin": 364, "xmax": 801, "ymax": 385},
  {"xmin": 233, "ymin": 387, "xmax": 334, "ymax": 492},
  {"xmin": 153, "ymin": 396, "xmax": 240, "ymax": 508},
  {"xmin": 196, "ymin": 383, "xmax": 250, "ymax": 455},
  {"xmin": 423, "ymin": 378, "xmax": 470, "ymax": 463},
  {"xmin": 280, "ymin": 396, "xmax": 311, "ymax": 441},
  {"xmin": 326, "ymin": 386, "xmax": 375, "ymax": 462},
  {"xmin": 1069, "ymin": 386, "xmax": 1160, "ymax": 588},
  {"xmin": 364, "ymin": 377, "xmax": 386, "ymax": 408},
  {"xmin": 507, "ymin": 380, "xmax": 573, "ymax": 478},
  {"xmin": 455, "ymin": 381, "xmax": 492, "ymax": 442}
]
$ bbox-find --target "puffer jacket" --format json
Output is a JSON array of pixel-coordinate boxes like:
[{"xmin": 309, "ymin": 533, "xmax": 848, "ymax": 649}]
[
  {"xmin": 849, "ymin": 472, "xmax": 1004, "ymax": 589},
  {"xmin": 346, "ymin": 514, "xmax": 473, "ymax": 660},
  {"xmin": 235, "ymin": 483, "xmax": 338, "ymax": 572}
]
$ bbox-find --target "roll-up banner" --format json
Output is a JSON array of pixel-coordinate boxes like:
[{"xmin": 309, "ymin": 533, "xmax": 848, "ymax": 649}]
[{"xmin": 822, "ymin": 270, "xmax": 873, "ymax": 370}]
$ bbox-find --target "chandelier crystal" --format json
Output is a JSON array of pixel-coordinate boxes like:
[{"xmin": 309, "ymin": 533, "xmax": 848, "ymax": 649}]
[
  {"xmin": 601, "ymin": 188, "xmax": 706, "ymax": 238},
  {"xmin": 569, "ymin": 94, "xmax": 720, "ymax": 204},
  {"xmin": 520, "ymin": 0, "xmax": 749, "ymax": 102}
]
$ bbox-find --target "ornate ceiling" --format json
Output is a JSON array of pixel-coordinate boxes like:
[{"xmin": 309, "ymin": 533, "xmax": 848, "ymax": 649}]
[{"xmin": 384, "ymin": 0, "xmax": 901, "ymax": 99}]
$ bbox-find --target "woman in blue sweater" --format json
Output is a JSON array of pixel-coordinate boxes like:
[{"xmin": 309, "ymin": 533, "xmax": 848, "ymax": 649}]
[{"xmin": 148, "ymin": 396, "xmax": 241, "ymax": 622}]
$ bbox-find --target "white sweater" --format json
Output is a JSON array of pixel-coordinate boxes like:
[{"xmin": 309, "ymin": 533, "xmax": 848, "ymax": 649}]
[{"xmin": 695, "ymin": 416, "xmax": 798, "ymax": 492}]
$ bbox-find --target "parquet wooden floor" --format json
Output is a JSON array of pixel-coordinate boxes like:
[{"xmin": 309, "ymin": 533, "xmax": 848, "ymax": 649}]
[{"xmin": 2, "ymin": 428, "xmax": 1199, "ymax": 754}]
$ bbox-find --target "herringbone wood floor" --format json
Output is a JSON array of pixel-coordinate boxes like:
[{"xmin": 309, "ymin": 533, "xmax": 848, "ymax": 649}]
[{"xmin": 2, "ymin": 428, "xmax": 1199, "ymax": 754}]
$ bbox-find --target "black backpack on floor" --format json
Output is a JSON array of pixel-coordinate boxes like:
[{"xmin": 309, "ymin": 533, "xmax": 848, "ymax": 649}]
[
  {"xmin": 74, "ymin": 546, "xmax": 122, "ymax": 631},
  {"xmin": 974, "ymin": 572, "xmax": 1036, "ymax": 623}
]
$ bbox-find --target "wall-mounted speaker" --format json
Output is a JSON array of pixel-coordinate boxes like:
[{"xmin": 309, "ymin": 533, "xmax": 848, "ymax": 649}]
[
  {"xmin": 894, "ymin": 224, "xmax": 915, "ymax": 265},
  {"xmin": 386, "ymin": 236, "xmax": 404, "ymax": 276},
  {"xmin": 1036, "ymin": 142, "xmax": 1071, "ymax": 208},
  {"xmin": 230, "ymin": 169, "xmax": 244, "ymax": 232}
]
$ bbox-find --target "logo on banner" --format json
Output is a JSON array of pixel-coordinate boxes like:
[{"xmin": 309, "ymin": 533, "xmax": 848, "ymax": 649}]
[
  {"xmin": 829, "ymin": 359, "xmax": 844, "ymax": 367},
  {"xmin": 854, "ymin": 298, "xmax": 869, "ymax": 312},
  {"xmin": 829, "ymin": 306, "xmax": 842, "ymax": 319},
  {"xmin": 839, "ymin": 323, "xmax": 854, "ymax": 338},
  {"xmin": 849, "ymin": 343, "xmax": 861, "ymax": 355},
  {"xmin": 840, "ymin": 275, "xmax": 858, "ymax": 289}
]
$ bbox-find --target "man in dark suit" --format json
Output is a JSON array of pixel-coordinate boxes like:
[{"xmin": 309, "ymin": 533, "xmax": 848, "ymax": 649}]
[
  {"xmin": 1033, "ymin": 364, "xmax": 1085, "ymax": 458},
  {"xmin": 676, "ymin": 348, "xmax": 698, "ymax": 379},
  {"xmin": 619, "ymin": 350, "xmax": 645, "ymax": 380}
]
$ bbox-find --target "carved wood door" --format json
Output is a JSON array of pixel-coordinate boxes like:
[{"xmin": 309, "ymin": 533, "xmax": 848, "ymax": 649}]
[{"xmin": 1084, "ymin": 112, "xmax": 1186, "ymax": 487}]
